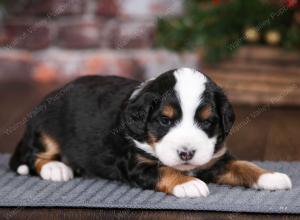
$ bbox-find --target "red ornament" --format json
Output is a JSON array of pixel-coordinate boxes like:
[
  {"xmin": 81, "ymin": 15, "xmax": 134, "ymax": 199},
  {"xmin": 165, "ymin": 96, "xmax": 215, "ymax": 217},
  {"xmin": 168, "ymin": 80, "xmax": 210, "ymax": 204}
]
[
  {"xmin": 212, "ymin": 0, "xmax": 221, "ymax": 5},
  {"xmin": 285, "ymin": 0, "xmax": 298, "ymax": 8}
]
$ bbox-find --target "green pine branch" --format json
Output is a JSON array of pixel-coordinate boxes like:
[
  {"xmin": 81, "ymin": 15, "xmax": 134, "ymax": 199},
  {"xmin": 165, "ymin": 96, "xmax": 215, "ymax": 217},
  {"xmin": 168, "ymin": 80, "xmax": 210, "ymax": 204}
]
[{"xmin": 155, "ymin": 0, "xmax": 297, "ymax": 63}]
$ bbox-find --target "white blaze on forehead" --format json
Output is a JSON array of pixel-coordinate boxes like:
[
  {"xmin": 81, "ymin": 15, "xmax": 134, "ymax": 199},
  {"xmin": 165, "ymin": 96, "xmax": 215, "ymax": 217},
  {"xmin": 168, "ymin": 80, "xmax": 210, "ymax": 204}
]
[
  {"xmin": 132, "ymin": 68, "xmax": 217, "ymax": 169},
  {"xmin": 174, "ymin": 68, "xmax": 207, "ymax": 119},
  {"xmin": 152, "ymin": 68, "xmax": 216, "ymax": 168}
]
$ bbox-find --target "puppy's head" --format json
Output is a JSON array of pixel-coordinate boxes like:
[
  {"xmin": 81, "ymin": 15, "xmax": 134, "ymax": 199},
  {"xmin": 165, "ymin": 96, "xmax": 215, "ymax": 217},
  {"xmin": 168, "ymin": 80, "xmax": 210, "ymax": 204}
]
[{"xmin": 124, "ymin": 68, "xmax": 235, "ymax": 171}]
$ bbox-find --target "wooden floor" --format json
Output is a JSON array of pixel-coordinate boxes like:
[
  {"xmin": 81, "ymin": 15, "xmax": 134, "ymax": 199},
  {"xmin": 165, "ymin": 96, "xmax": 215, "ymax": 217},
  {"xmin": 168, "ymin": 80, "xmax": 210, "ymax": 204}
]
[
  {"xmin": 1, "ymin": 208, "xmax": 300, "ymax": 220},
  {"xmin": 0, "ymin": 81, "xmax": 300, "ymax": 219}
]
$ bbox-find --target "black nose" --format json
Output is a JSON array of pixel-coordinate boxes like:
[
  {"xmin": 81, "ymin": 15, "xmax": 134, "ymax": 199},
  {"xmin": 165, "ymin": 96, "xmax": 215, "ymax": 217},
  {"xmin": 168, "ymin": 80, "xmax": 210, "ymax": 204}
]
[{"xmin": 178, "ymin": 149, "xmax": 196, "ymax": 161}]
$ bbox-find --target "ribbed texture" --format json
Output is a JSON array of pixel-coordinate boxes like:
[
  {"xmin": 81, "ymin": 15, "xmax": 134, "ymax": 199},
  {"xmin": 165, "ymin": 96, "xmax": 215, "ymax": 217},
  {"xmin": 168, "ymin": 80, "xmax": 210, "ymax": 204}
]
[{"xmin": 0, "ymin": 154, "xmax": 299, "ymax": 213}]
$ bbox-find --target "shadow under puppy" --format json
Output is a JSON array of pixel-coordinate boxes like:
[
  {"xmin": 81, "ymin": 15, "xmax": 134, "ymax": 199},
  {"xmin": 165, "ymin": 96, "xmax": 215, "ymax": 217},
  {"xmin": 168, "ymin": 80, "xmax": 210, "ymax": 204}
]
[{"xmin": 10, "ymin": 68, "xmax": 292, "ymax": 197}]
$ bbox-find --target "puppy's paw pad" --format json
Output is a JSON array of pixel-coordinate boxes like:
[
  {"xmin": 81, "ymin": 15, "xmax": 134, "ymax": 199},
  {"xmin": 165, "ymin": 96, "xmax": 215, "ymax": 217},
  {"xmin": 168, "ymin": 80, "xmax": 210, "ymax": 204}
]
[
  {"xmin": 254, "ymin": 172, "xmax": 292, "ymax": 190},
  {"xmin": 172, "ymin": 179, "xmax": 209, "ymax": 198},
  {"xmin": 40, "ymin": 161, "xmax": 74, "ymax": 182}
]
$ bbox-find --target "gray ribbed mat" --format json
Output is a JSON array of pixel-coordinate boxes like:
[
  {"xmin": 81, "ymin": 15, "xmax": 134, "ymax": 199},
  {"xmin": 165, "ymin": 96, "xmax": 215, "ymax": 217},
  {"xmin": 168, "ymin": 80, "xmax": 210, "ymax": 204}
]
[{"xmin": 0, "ymin": 154, "xmax": 300, "ymax": 213}]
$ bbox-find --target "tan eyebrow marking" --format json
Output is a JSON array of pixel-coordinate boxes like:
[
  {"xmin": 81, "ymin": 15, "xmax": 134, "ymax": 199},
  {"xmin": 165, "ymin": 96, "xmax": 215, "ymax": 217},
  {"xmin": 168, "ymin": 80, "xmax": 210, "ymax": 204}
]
[
  {"xmin": 162, "ymin": 105, "xmax": 176, "ymax": 119},
  {"xmin": 136, "ymin": 155, "xmax": 157, "ymax": 166},
  {"xmin": 199, "ymin": 105, "xmax": 212, "ymax": 120}
]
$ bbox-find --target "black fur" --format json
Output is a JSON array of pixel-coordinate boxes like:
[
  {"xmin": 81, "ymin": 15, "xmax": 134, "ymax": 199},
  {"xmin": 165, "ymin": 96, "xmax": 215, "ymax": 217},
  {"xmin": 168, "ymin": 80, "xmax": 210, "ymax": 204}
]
[
  {"xmin": 203, "ymin": 79, "xmax": 235, "ymax": 152},
  {"xmin": 194, "ymin": 152, "xmax": 235, "ymax": 183},
  {"xmin": 10, "ymin": 69, "xmax": 236, "ymax": 191}
]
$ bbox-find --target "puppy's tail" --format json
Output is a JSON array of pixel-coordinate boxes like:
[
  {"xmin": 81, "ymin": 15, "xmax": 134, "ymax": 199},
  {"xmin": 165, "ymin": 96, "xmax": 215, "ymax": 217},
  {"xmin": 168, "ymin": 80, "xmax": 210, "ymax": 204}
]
[
  {"xmin": 10, "ymin": 140, "xmax": 30, "ymax": 176},
  {"xmin": 9, "ymin": 128, "xmax": 38, "ymax": 176},
  {"xmin": 16, "ymin": 164, "xmax": 29, "ymax": 175}
]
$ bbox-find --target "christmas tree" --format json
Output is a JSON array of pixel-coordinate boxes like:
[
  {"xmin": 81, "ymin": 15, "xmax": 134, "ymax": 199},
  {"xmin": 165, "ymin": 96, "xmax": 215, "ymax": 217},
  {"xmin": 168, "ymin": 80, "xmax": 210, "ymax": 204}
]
[{"xmin": 156, "ymin": 0, "xmax": 300, "ymax": 63}]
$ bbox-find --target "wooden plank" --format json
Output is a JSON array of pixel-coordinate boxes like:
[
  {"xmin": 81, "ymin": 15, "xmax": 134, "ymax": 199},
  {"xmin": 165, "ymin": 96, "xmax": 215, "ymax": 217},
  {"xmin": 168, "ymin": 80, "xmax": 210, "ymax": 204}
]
[
  {"xmin": 203, "ymin": 69, "xmax": 300, "ymax": 106},
  {"xmin": 227, "ymin": 91, "xmax": 300, "ymax": 106},
  {"xmin": 207, "ymin": 70, "xmax": 300, "ymax": 86},
  {"xmin": 234, "ymin": 46, "xmax": 300, "ymax": 63},
  {"xmin": 213, "ymin": 61, "xmax": 300, "ymax": 74},
  {"xmin": 200, "ymin": 45, "xmax": 300, "ymax": 106}
]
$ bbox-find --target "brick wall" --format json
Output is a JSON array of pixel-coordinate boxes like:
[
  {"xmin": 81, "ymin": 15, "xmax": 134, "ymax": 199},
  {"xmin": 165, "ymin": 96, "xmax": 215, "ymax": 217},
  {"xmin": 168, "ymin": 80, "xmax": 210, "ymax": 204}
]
[{"xmin": 0, "ymin": 0, "xmax": 199, "ymax": 82}]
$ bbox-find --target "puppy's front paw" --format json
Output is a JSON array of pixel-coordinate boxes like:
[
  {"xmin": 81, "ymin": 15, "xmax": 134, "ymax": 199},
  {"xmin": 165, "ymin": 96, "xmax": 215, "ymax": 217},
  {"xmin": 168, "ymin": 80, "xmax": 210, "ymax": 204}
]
[
  {"xmin": 172, "ymin": 179, "xmax": 209, "ymax": 198},
  {"xmin": 40, "ymin": 161, "xmax": 74, "ymax": 182},
  {"xmin": 253, "ymin": 172, "xmax": 292, "ymax": 190}
]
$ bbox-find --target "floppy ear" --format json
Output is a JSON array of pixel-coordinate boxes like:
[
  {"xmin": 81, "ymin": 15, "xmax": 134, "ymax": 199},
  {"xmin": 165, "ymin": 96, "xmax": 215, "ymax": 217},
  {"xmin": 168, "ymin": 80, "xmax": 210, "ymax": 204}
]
[
  {"xmin": 123, "ymin": 92, "xmax": 157, "ymax": 141},
  {"xmin": 215, "ymin": 90, "xmax": 235, "ymax": 138}
]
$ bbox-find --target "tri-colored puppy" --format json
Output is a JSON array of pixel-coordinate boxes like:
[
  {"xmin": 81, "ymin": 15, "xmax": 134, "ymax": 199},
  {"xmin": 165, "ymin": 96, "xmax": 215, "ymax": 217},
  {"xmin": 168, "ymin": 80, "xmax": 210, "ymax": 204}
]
[{"xmin": 10, "ymin": 68, "xmax": 292, "ymax": 197}]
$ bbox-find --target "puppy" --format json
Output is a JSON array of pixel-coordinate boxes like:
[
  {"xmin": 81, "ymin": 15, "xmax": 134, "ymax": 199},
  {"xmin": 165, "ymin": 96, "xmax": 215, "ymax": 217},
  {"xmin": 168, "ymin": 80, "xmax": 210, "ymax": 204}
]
[{"xmin": 10, "ymin": 68, "xmax": 292, "ymax": 198}]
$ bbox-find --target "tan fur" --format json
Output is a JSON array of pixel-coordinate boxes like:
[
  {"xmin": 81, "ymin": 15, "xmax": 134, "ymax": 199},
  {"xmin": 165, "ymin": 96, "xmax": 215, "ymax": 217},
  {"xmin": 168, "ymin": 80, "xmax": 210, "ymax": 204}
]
[
  {"xmin": 217, "ymin": 160, "xmax": 268, "ymax": 187},
  {"xmin": 199, "ymin": 105, "xmax": 212, "ymax": 120},
  {"xmin": 35, "ymin": 133, "xmax": 60, "ymax": 174},
  {"xmin": 162, "ymin": 105, "xmax": 176, "ymax": 119},
  {"xmin": 156, "ymin": 167, "xmax": 196, "ymax": 194},
  {"xmin": 136, "ymin": 155, "xmax": 157, "ymax": 166},
  {"xmin": 147, "ymin": 133, "xmax": 157, "ymax": 147}
]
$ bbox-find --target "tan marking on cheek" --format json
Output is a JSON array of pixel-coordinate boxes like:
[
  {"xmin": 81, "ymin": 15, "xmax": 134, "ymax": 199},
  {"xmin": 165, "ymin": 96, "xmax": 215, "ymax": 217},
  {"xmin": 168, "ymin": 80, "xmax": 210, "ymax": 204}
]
[
  {"xmin": 136, "ymin": 155, "xmax": 157, "ymax": 166},
  {"xmin": 156, "ymin": 166, "xmax": 196, "ymax": 194},
  {"xmin": 147, "ymin": 133, "xmax": 157, "ymax": 148},
  {"xmin": 199, "ymin": 105, "xmax": 212, "ymax": 120},
  {"xmin": 162, "ymin": 105, "xmax": 176, "ymax": 119},
  {"xmin": 35, "ymin": 133, "xmax": 60, "ymax": 174},
  {"xmin": 217, "ymin": 160, "xmax": 268, "ymax": 187}
]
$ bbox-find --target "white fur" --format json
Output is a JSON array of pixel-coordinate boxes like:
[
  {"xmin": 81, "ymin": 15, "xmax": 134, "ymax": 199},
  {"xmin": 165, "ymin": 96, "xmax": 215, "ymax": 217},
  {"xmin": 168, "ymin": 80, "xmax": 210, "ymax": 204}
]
[
  {"xmin": 17, "ymin": 164, "xmax": 29, "ymax": 175},
  {"xmin": 253, "ymin": 172, "xmax": 292, "ymax": 190},
  {"xmin": 129, "ymin": 78, "xmax": 154, "ymax": 100},
  {"xmin": 40, "ymin": 161, "xmax": 74, "ymax": 182},
  {"xmin": 129, "ymin": 78, "xmax": 157, "ymax": 156},
  {"xmin": 155, "ymin": 68, "xmax": 217, "ymax": 167},
  {"xmin": 174, "ymin": 147, "xmax": 227, "ymax": 171},
  {"xmin": 132, "ymin": 139, "xmax": 156, "ymax": 157},
  {"xmin": 132, "ymin": 68, "xmax": 217, "ymax": 169},
  {"xmin": 172, "ymin": 179, "xmax": 209, "ymax": 197}
]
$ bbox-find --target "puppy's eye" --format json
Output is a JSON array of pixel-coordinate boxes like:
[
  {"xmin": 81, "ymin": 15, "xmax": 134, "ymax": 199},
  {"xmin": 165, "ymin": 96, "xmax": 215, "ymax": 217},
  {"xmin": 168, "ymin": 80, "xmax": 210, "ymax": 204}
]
[
  {"xmin": 159, "ymin": 116, "xmax": 173, "ymax": 126},
  {"xmin": 201, "ymin": 119, "xmax": 213, "ymax": 127}
]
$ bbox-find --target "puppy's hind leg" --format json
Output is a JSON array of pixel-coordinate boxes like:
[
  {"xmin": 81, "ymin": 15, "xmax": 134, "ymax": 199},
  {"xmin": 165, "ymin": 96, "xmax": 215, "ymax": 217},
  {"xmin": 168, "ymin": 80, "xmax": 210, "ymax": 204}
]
[
  {"xmin": 10, "ymin": 127, "xmax": 39, "ymax": 176},
  {"xmin": 34, "ymin": 133, "xmax": 74, "ymax": 182},
  {"xmin": 10, "ymin": 129, "xmax": 73, "ymax": 182}
]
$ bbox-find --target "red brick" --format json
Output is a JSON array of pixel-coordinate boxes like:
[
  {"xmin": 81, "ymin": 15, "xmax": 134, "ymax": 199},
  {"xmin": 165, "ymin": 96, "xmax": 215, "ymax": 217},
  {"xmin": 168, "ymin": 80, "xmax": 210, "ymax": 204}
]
[
  {"xmin": 7, "ymin": 0, "xmax": 85, "ymax": 16},
  {"xmin": 98, "ymin": 20, "xmax": 119, "ymax": 48},
  {"xmin": 112, "ymin": 57, "xmax": 144, "ymax": 79},
  {"xmin": 0, "ymin": 50, "xmax": 33, "ymax": 81},
  {"xmin": 97, "ymin": 0, "xmax": 120, "ymax": 17},
  {"xmin": 32, "ymin": 49, "xmax": 145, "ymax": 79},
  {"xmin": 32, "ymin": 63, "xmax": 59, "ymax": 83},
  {"xmin": 4, "ymin": 20, "xmax": 53, "ymax": 50},
  {"xmin": 0, "ymin": 30, "xmax": 10, "ymax": 46},
  {"xmin": 119, "ymin": 0, "xmax": 183, "ymax": 19},
  {"xmin": 0, "ymin": 48, "xmax": 198, "ymax": 82},
  {"xmin": 82, "ymin": 53, "xmax": 144, "ymax": 79},
  {"xmin": 83, "ymin": 55, "xmax": 107, "ymax": 75},
  {"xmin": 114, "ymin": 21, "xmax": 156, "ymax": 49},
  {"xmin": 33, "ymin": 49, "xmax": 83, "ymax": 80},
  {"xmin": 57, "ymin": 21, "xmax": 102, "ymax": 49},
  {"xmin": 132, "ymin": 50, "xmax": 199, "ymax": 78}
]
